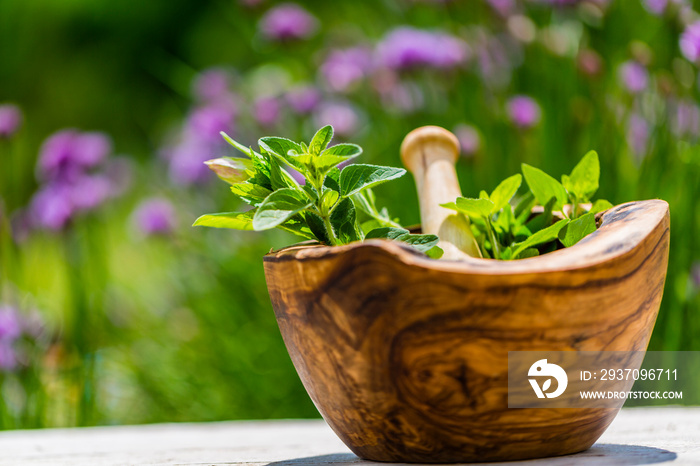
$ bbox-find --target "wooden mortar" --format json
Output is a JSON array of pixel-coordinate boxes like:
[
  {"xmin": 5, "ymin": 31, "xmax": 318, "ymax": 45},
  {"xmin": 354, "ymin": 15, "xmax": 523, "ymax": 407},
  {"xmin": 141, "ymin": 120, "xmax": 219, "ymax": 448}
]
[{"xmin": 263, "ymin": 128, "xmax": 670, "ymax": 463}]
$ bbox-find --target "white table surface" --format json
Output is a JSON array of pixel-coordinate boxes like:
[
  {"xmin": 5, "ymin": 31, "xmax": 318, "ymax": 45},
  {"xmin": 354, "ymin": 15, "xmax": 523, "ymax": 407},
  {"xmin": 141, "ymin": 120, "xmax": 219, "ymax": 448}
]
[{"xmin": 0, "ymin": 407, "xmax": 698, "ymax": 465}]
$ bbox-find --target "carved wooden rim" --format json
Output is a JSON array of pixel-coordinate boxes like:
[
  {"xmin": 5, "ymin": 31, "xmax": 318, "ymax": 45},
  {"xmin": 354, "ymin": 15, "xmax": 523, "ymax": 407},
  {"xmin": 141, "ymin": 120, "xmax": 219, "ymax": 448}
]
[{"xmin": 264, "ymin": 200, "xmax": 669, "ymax": 275}]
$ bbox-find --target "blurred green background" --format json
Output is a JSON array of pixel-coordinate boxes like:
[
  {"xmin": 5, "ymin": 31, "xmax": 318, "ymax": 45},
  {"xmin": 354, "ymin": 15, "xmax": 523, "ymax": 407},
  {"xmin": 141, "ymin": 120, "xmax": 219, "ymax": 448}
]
[{"xmin": 1, "ymin": 0, "xmax": 699, "ymax": 428}]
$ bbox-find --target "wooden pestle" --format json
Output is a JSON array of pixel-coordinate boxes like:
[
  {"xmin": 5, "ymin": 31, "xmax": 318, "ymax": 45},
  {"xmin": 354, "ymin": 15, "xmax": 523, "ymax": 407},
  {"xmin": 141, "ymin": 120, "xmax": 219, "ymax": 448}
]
[{"xmin": 400, "ymin": 126, "xmax": 480, "ymax": 260}]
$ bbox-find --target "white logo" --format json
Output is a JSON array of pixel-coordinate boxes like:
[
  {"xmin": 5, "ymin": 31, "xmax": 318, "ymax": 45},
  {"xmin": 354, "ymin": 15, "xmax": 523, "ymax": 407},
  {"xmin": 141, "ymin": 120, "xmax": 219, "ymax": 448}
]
[{"xmin": 528, "ymin": 359, "xmax": 568, "ymax": 399}]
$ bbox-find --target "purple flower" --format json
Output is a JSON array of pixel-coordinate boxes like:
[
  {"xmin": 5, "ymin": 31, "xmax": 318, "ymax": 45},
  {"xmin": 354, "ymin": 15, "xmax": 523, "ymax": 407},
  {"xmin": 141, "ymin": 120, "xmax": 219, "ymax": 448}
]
[
  {"xmin": 30, "ymin": 129, "xmax": 119, "ymax": 231},
  {"xmin": 618, "ymin": 61, "xmax": 648, "ymax": 93},
  {"xmin": 37, "ymin": 130, "xmax": 80, "ymax": 181},
  {"xmin": 186, "ymin": 103, "xmax": 236, "ymax": 143},
  {"xmin": 627, "ymin": 114, "xmax": 650, "ymax": 161},
  {"xmin": 454, "ymin": 124, "xmax": 481, "ymax": 156},
  {"xmin": 30, "ymin": 183, "xmax": 74, "ymax": 231},
  {"xmin": 69, "ymin": 174, "xmax": 113, "ymax": 211},
  {"xmin": 321, "ymin": 47, "xmax": 374, "ymax": 92},
  {"xmin": 0, "ymin": 304, "xmax": 44, "ymax": 372},
  {"xmin": 253, "ymin": 96, "xmax": 281, "ymax": 127},
  {"xmin": 38, "ymin": 130, "xmax": 112, "ymax": 181},
  {"xmin": 132, "ymin": 198, "xmax": 176, "ymax": 236},
  {"xmin": 0, "ymin": 306, "xmax": 22, "ymax": 342},
  {"xmin": 165, "ymin": 100, "xmax": 237, "ymax": 186},
  {"xmin": 0, "ymin": 343, "xmax": 17, "ymax": 371},
  {"xmin": 313, "ymin": 102, "xmax": 361, "ymax": 137},
  {"xmin": 643, "ymin": 0, "xmax": 667, "ymax": 14},
  {"xmin": 259, "ymin": 3, "xmax": 318, "ymax": 41},
  {"xmin": 0, "ymin": 104, "xmax": 23, "ymax": 138},
  {"xmin": 680, "ymin": 21, "xmax": 700, "ymax": 63},
  {"xmin": 167, "ymin": 137, "xmax": 218, "ymax": 186},
  {"xmin": 507, "ymin": 95, "xmax": 541, "ymax": 128},
  {"xmin": 285, "ymin": 86, "xmax": 321, "ymax": 114},
  {"xmin": 672, "ymin": 100, "xmax": 700, "ymax": 139},
  {"xmin": 192, "ymin": 68, "xmax": 232, "ymax": 102},
  {"xmin": 73, "ymin": 132, "xmax": 112, "ymax": 168},
  {"xmin": 376, "ymin": 27, "xmax": 469, "ymax": 70}
]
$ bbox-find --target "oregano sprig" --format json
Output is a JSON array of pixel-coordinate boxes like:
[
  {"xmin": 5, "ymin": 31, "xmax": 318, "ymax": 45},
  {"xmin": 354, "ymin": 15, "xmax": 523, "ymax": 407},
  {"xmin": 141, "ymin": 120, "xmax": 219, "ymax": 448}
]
[
  {"xmin": 442, "ymin": 151, "xmax": 613, "ymax": 260},
  {"xmin": 194, "ymin": 126, "xmax": 442, "ymax": 257}
]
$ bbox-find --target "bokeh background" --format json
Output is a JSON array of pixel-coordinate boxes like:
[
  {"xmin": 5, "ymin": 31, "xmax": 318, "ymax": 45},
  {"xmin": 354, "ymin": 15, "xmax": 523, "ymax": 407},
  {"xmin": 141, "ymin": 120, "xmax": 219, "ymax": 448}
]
[{"xmin": 1, "ymin": 0, "xmax": 699, "ymax": 428}]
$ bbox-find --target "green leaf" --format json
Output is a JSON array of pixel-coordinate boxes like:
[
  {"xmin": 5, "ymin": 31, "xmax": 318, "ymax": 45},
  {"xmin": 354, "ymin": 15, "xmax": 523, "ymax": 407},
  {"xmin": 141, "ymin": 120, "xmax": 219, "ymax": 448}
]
[
  {"xmin": 425, "ymin": 245, "xmax": 444, "ymax": 259},
  {"xmin": 360, "ymin": 219, "xmax": 384, "ymax": 235},
  {"xmin": 192, "ymin": 211, "xmax": 255, "ymax": 230},
  {"xmin": 500, "ymin": 247, "xmax": 513, "ymax": 260},
  {"xmin": 321, "ymin": 189, "xmax": 339, "ymax": 213},
  {"xmin": 258, "ymin": 137, "xmax": 302, "ymax": 158},
  {"xmin": 489, "ymin": 174, "xmax": 522, "ymax": 213},
  {"xmin": 339, "ymin": 164, "xmax": 406, "ymax": 197},
  {"xmin": 479, "ymin": 190, "xmax": 490, "ymax": 200},
  {"xmin": 221, "ymin": 132, "xmax": 263, "ymax": 159},
  {"xmin": 218, "ymin": 135, "xmax": 272, "ymax": 189},
  {"xmin": 590, "ymin": 199, "xmax": 613, "ymax": 215},
  {"xmin": 494, "ymin": 203, "xmax": 514, "ymax": 235},
  {"xmin": 442, "ymin": 197, "xmax": 495, "ymax": 218},
  {"xmin": 563, "ymin": 150, "xmax": 599, "ymax": 200},
  {"xmin": 352, "ymin": 191, "xmax": 402, "ymax": 229},
  {"xmin": 525, "ymin": 197, "xmax": 555, "ymax": 234},
  {"xmin": 558, "ymin": 212, "xmax": 596, "ymax": 247},
  {"xmin": 323, "ymin": 167, "xmax": 341, "ymax": 192},
  {"xmin": 204, "ymin": 157, "xmax": 253, "ymax": 185},
  {"xmin": 304, "ymin": 211, "xmax": 331, "ymax": 244},
  {"xmin": 321, "ymin": 143, "xmax": 362, "ymax": 158},
  {"xmin": 397, "ymin": 233, "xmax": 439, "ymax": 252},
  {"xmin": 522, "ymin": 164, "xmax": 569, "ymax": 211},
  {"xmin": 252, "ymin": 188, "xmax": 313, "ymax": 230},
  {"xmin": 366, "ymin": 227, "xmax": 440, "ymax": 255},
  {"xmin": 330, "ymin": 197, "xmax": 359, "ymax": 243},
  {"xmin": 258, "ymin": 137, "xmax": 305, "ymax": 171},
  {"xmin": 518, "ymin": 248, "xmax": 540, "ymax": 259},
  {"xmin": 229, "ymin": 183, "xmax": 272, "ymax": 206},
  {"xmin": 268, "ymin": 155, "xmax": 299, "ymax": 190},
  {"xmin": 278, "ymin": 216, "xmax": 317, "ymax": 241},
  {"xmin": 514, "ymin": 191, "xmax": 536, "ymax": 225},
  {"xmin": 309, "ymin": 125, "xmax": 334, "ymax": 155},
  {"xmin": 365, "ymin": 227, "xmax": 410, "ymax": 240},
  {"xmin": 512, "ymin": 218, "xmax": 569, "ymax": 258},
  {"xmin": 248, "ymin": 149, "xmax": 272, "ymax": 190},
  {"xmin": 313, "ymin": 153, "xmax": 358, "ymax": 175}
]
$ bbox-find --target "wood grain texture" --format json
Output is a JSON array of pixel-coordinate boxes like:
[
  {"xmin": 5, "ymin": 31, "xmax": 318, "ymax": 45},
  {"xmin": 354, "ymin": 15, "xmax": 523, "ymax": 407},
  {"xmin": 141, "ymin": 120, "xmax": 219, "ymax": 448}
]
[{"xmin": 263, "ymin": 200, "xmax": 670, "ymax": 463}]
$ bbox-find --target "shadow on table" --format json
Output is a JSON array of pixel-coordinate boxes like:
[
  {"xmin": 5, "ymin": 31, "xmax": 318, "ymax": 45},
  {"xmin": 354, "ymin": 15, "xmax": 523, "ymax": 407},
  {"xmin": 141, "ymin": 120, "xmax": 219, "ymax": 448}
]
[{"xmin": 266, "ymin": 444, "xmax": 676, "ymax": 465}]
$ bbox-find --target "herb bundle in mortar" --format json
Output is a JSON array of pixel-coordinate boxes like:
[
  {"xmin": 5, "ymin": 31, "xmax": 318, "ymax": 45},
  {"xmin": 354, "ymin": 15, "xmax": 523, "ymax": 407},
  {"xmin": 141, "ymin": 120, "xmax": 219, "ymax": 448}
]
[{"xmin": 194, "ymin": 126, "xmax": 611, "ymax": 260}]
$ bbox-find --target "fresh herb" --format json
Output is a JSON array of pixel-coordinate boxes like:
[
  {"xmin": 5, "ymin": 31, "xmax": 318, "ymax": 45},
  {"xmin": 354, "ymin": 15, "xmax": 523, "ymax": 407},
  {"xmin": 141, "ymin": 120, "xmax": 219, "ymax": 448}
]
[
  {"xmin": 442, "ymin": 151, "xmax": 613, "ymax": 260},
  {"xmin": 193, "ymin": 126, "xmax": 442, "ymax": 256}
]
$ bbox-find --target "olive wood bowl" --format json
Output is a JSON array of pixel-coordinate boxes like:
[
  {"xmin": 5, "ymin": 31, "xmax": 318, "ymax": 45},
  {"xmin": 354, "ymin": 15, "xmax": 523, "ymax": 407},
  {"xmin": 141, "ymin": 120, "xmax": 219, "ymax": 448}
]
[{"xmin": 263, "ymin": 199, "xmax": 669, "ymax": 463}]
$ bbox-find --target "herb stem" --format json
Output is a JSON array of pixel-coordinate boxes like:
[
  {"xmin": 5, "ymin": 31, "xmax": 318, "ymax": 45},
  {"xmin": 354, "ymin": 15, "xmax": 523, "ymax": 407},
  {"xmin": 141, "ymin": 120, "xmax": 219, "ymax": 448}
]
[
  {"xmin": 485, "ymin": 217, "xmax": 500, "ymax": 259},
  {"xmin": 321, "ymin": 212, "xmax": 339, "ymax": 246},
  {"xmin": 310, "ymin": 177, "xmax": 339, "ymax": 246}
]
